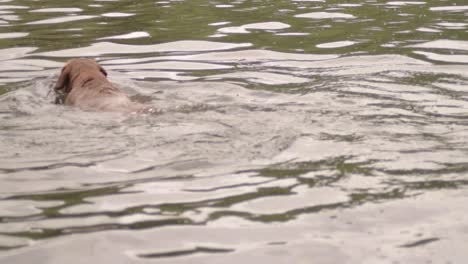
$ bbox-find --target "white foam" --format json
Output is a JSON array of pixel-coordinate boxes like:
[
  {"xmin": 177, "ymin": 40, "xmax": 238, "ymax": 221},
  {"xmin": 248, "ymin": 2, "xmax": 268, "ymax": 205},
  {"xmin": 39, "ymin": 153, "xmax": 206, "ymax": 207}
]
[
  {"xmin": 102, "ymin": 12, "xmax": 135, "ymax": 17},
  {"xmin": 0, "ymin": 32, "xmax": 28, "ymax": 39},
  {"xmin": 26, "ymin": 15, "xmax": 96, "ymax": 25},
  {"xmin": 98, "ymin": 31, "xmax": 150, "ymax": 40},
  {"xmin": 430, "ymin": 5, "xmax": 468, "ymax": 11},
  {"xmin": 409, "ymin": 40, "xmax": 468, "ymax": 51},
  {"xmin": 30, "ymin": 8, "xmax": 83, "ymax": 13},
  {"xmin": 317, "ymin": 41, "xmax": 356, "ymax": 48},
  {"xmin": 295, "ymin": 12, "xmax": 355, "ymax": 19}
]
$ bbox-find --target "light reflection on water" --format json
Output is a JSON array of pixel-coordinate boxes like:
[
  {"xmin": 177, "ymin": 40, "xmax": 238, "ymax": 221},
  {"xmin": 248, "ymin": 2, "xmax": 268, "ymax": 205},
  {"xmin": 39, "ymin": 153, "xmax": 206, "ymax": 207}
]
[{"xmin": 1, "ymin": 0, "xmax": 468, "ymax": 263}]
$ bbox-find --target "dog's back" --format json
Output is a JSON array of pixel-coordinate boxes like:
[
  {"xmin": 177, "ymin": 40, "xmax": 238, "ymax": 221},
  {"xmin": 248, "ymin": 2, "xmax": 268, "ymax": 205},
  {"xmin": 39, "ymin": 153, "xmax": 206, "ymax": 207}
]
[{"xmin": 55, "ymin": 58, "xmax": 146, "ymax": 112}]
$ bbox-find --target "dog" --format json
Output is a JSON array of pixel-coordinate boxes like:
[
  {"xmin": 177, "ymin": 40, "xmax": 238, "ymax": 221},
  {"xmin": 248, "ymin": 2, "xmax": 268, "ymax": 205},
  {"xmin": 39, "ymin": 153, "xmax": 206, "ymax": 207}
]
[{"xmin": 54, "ymin": 58, "xmax": 146, "ymax": 112}]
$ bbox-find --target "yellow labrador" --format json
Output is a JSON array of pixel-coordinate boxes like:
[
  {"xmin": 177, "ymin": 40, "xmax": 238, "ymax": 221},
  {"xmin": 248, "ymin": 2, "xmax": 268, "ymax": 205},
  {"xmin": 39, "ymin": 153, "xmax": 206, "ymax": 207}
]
[{"xmin": 54, "ymin": 58, "xmax": 145, "ymax": 112}]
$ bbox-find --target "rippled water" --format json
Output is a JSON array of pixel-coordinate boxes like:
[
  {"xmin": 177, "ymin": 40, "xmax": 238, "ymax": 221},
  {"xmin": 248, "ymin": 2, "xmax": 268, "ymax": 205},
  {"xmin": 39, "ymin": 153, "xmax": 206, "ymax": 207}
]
[{"xmin": 1, "ymin": 0, "xmax": 468, "ymax": 263}]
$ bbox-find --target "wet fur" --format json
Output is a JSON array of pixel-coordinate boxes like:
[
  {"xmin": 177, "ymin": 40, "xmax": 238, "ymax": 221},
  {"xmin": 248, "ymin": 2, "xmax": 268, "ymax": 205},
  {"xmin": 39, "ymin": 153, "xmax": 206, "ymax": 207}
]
[{"xmin": 54, "ymin": 58, "xmax": 145, "ymax": 112}]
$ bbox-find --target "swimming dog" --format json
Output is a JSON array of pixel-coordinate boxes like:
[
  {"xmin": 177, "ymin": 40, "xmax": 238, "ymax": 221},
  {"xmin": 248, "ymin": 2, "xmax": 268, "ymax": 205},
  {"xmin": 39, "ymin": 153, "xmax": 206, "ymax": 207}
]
[{"xmin": 54, "ymin": 58, "xmax": 145, "ymax": 112}]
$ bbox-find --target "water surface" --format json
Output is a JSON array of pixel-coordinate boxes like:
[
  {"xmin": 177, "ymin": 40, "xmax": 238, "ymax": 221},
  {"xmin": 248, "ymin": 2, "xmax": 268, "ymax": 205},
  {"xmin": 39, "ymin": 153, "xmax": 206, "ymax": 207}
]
[{"xmin": 1, "ymin": 0, "xmax": 468, "ymax": 263}]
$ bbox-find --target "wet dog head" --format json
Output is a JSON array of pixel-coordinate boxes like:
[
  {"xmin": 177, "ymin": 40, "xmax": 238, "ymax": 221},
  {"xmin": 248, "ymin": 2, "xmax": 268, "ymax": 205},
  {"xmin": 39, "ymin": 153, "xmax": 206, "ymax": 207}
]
[{"xmin": 54, "ymin": 58, "xmax": 107, "ymax": 94}]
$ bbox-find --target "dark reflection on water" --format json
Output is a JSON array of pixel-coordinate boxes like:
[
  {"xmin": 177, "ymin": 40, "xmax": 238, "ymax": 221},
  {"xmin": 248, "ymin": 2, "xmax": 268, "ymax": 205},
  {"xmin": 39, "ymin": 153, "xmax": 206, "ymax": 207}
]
[
  {"xmin": 138, "ymin": 246, "xmax": 235, "ymax": 259},
  {"xmin": 1, "ymin": 0, "xmax": 468, "ymax": 263}
]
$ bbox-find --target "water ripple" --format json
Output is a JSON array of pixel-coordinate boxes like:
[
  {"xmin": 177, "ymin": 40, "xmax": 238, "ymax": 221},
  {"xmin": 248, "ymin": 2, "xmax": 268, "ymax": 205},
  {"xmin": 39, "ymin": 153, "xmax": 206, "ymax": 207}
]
[
  {"xmin": 1, "ymin": 0, "xmax": 468, "ymax": 262},
  {"xmin": 37, "ymin": 41, "xmax": 252, "ymax": 57}
]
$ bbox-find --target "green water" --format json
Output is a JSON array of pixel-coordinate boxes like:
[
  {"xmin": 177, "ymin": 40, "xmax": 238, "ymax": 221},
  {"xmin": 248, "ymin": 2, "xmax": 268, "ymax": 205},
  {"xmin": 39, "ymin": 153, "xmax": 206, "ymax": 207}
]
[
  {"xmin": 1, "ymin": 0, "xmax": 465, "ymax": 53},
  {"xmin": 0, "ymin": 0, "xmax": 468, "ymax": 263}
]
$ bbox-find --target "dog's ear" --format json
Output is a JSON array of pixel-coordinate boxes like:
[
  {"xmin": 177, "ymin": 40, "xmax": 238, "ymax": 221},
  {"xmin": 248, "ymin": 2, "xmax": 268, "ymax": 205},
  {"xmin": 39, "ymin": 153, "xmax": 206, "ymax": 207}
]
[
  {"xmin": 54, "ymin": 64, "xmax": 71, "ymax": 93},
  {"xmin": 99, "ymin": 65, "xmax": 107, "ymax": 77}
]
